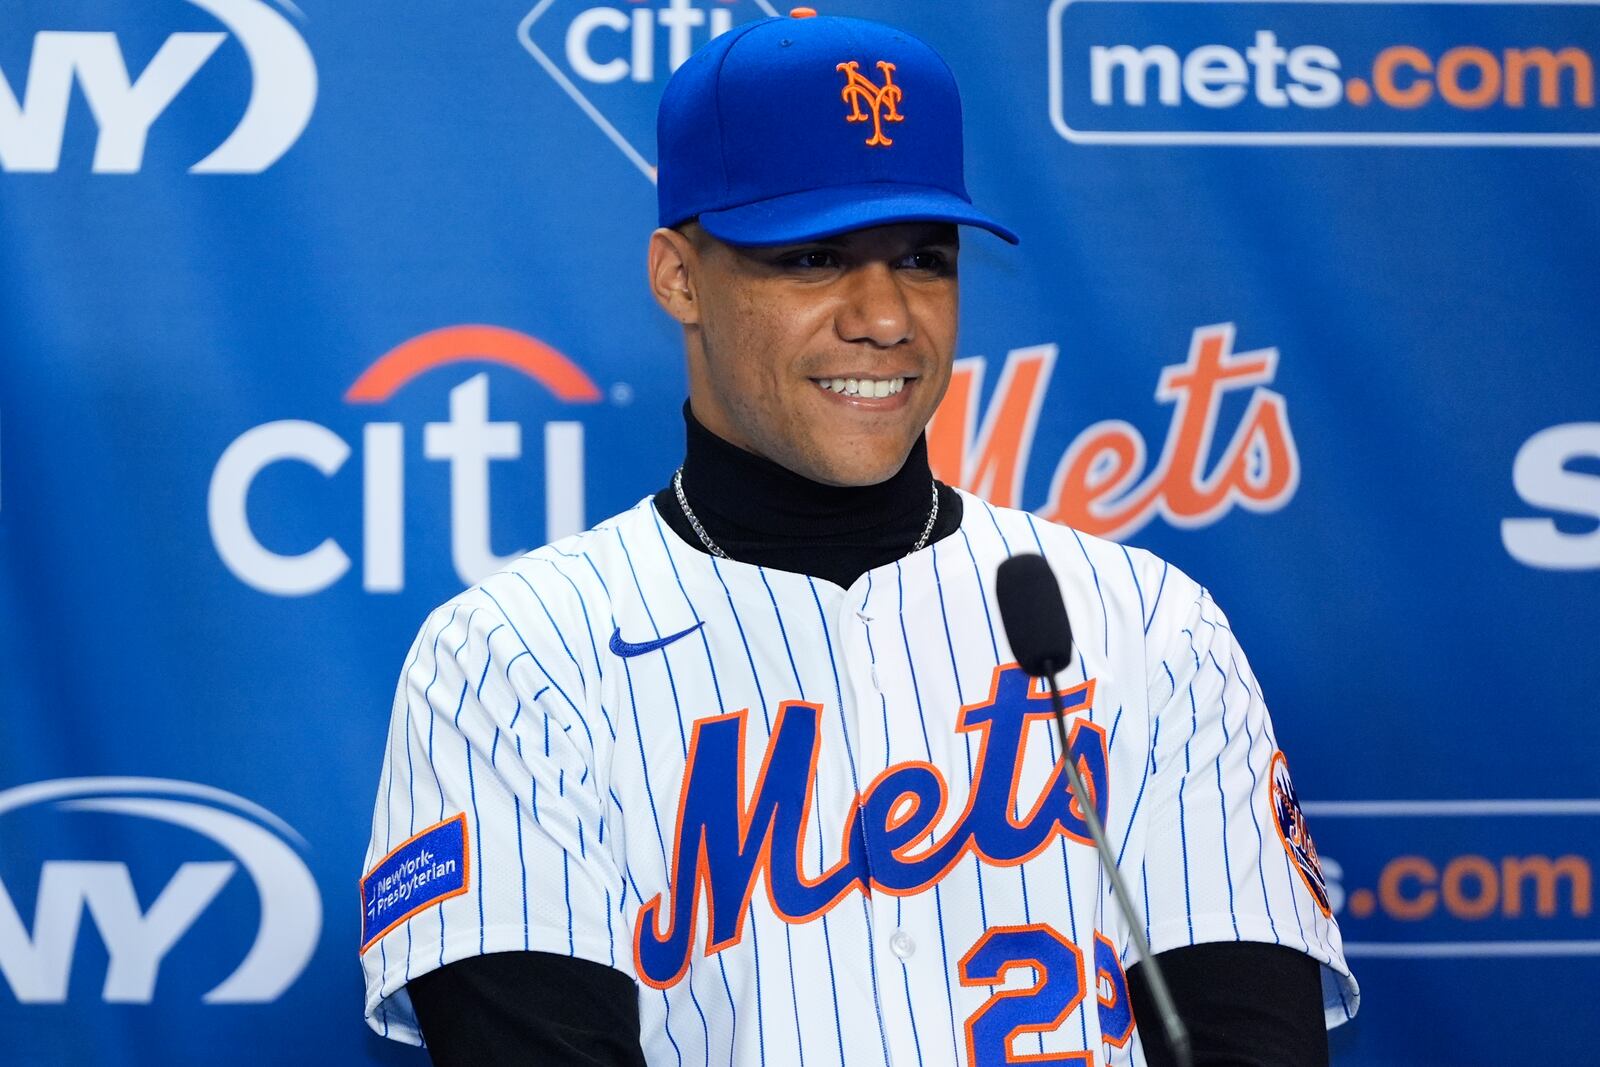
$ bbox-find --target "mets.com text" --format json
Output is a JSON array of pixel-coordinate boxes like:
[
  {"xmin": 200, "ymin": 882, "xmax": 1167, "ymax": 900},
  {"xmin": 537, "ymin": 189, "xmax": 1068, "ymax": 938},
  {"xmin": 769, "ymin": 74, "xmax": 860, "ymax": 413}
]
[{"xmin": 1089, "ymin": 31, "xmax": 1594, "ymax": 110}]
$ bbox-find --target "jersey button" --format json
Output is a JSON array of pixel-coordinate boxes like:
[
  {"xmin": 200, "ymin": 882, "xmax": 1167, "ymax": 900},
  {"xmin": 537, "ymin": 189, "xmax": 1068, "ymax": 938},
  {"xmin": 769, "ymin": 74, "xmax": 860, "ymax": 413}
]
[{"xmin": 889, "ymin": 929, "xmax": 916, "ymax": 958}]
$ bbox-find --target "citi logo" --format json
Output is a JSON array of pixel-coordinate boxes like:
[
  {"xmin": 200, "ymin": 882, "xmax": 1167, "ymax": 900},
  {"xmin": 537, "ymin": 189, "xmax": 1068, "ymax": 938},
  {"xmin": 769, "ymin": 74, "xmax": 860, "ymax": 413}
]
[
  {"xmin": 0, "ymin": 778, "xmax": 320, "ymax": 1004},
  {"xmin": 0, "ymin": 0, "xmax": 316, "ymax": 174},
  {"xmin": 517, "ymin": 0, "xmax": 777, "ymax": 181},
  {"xmin": 208, "ymin": 325, "xmax": 602, "ymax": 597}
]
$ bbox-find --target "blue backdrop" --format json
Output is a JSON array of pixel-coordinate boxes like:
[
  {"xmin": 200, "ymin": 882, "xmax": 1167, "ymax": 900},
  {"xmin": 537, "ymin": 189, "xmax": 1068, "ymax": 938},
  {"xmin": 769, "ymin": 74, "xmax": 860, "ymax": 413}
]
[{"xmin": 2, "ymin": 1, "xmax": 1597, "ymax": 1063}]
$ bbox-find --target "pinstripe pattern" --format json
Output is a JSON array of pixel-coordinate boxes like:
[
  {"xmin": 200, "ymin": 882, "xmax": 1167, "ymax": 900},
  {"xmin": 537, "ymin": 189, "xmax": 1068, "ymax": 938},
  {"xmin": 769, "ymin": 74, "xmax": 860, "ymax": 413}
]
[{"xmin": 361, "ymin": 491, "xmax": 1359, "ymax": 1061}]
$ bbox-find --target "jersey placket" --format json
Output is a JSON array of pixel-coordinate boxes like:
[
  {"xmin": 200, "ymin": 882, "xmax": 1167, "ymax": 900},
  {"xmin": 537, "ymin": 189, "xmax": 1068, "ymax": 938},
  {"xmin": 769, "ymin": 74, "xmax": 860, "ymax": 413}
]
[{"xmin": 840, "ymin": 582, "xmax": 938, "ymax": 1067}]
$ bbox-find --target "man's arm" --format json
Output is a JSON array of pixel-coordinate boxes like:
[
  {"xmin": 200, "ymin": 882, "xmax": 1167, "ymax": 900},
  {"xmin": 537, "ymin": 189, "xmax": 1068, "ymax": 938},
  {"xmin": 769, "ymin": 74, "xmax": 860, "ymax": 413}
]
[
  {"xmin": 360, "ymin": 578, "xmax": 629, "ymax": 1048},
  {"xmin": 409, "ymin": 951, "xmax": 647, "ymax": 1067},
  {"xmin": 1129, "ymin": 942, "xmax": 1328, "ymax": 1067},
  {"xmin": 1126, "ymin": 554, "xmax": 1359, "ymax": 1055}
]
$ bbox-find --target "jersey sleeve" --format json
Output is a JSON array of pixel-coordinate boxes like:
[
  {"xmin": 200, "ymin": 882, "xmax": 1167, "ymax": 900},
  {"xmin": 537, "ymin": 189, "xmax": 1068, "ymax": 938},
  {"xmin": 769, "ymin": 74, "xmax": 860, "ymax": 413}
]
[
  {"xmin": 1132, "ymin": 563, "xmax": 1359, "ymax": 1028},
  {"xmin": 359, "ymin": 579, "xmax": 628, "ymax": 1046}
]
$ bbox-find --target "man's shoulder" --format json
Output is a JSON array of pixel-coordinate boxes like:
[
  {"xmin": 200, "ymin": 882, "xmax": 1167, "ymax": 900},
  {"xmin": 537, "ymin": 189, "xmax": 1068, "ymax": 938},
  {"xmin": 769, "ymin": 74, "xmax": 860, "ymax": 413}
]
[
  {"xmin": 421, "ymin": 497, "xmax": 661, "ymax": 634},
  {"xmin": 523, "ymin": 495, "xmax": 663, "ymax": 574},
  {"xmin": 950, "ymin": 491, "xmax": 1203, "ymax": 634},
  {"xmin": 953, "ymin": 491, "xmax": 1176, "ymax": 581}
]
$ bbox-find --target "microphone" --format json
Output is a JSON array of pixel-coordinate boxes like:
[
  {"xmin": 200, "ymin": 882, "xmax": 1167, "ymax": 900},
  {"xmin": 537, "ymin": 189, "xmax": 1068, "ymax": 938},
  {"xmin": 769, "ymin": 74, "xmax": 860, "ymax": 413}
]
[
  {"xmin": 995, "ymin": 553, "xmax": 1192, "ymax": 1067},
  {"xmin": 995, "ymin": 553, "xmax": 1076, "ymax": 678}
]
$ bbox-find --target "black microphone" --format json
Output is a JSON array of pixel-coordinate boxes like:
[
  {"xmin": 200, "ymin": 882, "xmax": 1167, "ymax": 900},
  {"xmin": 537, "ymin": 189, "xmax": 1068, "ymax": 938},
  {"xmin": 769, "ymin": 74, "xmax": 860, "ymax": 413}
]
[
  {"xmin": 995, "ymin": 553, "xmax": 1192, "ymax": 1067},
  {"xmin": 996, "ymin": 553, "xmax": 1075, "ymax": 678}
]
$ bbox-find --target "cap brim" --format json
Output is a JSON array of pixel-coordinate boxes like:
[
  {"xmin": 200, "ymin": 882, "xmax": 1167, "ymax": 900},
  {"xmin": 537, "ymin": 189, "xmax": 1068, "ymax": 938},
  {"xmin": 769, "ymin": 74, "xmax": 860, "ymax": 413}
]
[{"xmin": 696, "ymin": 183, "xmax": 1019, "ymax": 247}]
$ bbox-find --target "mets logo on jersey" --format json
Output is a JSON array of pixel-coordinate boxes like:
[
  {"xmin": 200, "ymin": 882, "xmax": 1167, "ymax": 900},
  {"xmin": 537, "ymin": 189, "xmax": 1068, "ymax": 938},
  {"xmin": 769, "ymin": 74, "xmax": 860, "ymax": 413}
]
[
  {"xmin": 1270, "ymin": 751, "xmax": 1331, "ymax": 918},
  {"xmin": 837, "ymin": 60, "xmax": 904, "ymax": 146},
  {"xmin": 632, "ymin": 664, "xmax": 1108, "ymax": 988}
]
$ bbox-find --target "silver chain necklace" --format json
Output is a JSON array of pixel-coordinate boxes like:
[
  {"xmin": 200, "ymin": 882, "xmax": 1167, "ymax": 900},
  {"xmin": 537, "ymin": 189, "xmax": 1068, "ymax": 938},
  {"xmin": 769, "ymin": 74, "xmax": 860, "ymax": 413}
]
[{"xmin": 672, "ymin": 466, "xmax": 940, "ymax": 562}]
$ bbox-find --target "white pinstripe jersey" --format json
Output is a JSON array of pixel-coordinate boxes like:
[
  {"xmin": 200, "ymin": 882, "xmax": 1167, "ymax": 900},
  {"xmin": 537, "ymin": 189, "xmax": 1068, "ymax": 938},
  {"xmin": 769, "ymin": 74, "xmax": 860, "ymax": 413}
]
[{"xmin": 360, "ymin": 491, "xmax": 1359, "ymax": 1065}]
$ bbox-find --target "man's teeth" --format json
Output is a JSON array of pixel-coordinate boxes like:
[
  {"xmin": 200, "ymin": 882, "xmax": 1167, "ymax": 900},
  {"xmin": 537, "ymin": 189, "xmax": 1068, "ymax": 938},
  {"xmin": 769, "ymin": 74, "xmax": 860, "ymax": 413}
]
[{"xmin": 816, "ymin": 377, "xmax": 906, "ymax": 398}]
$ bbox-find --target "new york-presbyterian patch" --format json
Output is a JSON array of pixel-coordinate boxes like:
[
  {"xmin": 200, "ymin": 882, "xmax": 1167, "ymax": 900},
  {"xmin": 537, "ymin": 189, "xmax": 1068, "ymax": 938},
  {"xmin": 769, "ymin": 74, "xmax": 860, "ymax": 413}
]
[{"xmin": 361, "ymin": 813, "xmax": 470, "ymax": 952}]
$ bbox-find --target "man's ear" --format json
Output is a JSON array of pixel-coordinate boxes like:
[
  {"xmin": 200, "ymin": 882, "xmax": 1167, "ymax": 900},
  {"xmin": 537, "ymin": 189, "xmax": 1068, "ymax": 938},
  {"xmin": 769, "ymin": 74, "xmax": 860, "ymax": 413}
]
[{"xmin": 648, "ymin": 227, "xmax": 700, "ymax": 326}]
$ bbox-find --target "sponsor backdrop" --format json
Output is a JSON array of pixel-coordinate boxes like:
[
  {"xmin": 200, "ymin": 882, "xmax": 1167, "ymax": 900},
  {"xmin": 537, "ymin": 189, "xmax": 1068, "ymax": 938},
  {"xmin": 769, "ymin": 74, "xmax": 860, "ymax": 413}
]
[{"xmin": 1, "ymin": 0, "xmax": 1596, "ymax": 1063}]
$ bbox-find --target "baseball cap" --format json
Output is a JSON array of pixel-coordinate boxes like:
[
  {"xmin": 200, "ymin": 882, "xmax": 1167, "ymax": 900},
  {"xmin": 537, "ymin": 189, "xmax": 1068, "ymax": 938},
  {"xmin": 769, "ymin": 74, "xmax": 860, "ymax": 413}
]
[{"xmin": 655, "ymin": 9, "xmax": 1018, "ymax": 247}]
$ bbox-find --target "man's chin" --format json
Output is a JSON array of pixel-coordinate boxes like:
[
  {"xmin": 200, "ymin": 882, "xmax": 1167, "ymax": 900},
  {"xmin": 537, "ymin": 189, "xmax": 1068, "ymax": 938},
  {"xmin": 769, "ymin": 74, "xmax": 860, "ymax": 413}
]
[{"xmin": 793, "ymin": 446, "xmax": 916, "ymax": 488}]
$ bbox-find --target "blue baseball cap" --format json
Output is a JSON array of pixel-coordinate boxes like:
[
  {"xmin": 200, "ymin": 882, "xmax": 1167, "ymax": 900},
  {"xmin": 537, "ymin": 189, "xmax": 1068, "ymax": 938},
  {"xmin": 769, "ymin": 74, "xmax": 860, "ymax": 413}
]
[{"xmin": 656, "ymin": 10, "xmax": 1017, "ymax": 247}]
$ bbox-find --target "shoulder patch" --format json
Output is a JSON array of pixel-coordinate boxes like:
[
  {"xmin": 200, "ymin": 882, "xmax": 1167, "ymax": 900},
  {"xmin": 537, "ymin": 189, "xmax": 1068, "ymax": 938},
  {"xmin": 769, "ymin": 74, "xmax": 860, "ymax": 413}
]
[
  {"xmin": 1269, "ymin": 751, "xmax": 1332, "ymax": 918},
  {"xmin": 360, "ymin": 813, "xmax": 470, "ymax": 952}
]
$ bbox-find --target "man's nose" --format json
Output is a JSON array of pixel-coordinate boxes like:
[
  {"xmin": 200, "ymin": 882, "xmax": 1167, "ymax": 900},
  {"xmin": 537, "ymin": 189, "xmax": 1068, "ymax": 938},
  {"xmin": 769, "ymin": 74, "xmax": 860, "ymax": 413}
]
[{"xmin": 835, "ymin": 263, "xmax": 913, "ymax": 348}]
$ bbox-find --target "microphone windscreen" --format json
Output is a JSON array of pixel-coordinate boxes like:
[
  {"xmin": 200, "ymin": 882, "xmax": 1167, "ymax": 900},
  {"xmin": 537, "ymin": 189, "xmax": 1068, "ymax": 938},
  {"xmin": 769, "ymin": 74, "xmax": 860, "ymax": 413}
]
[{"xmin": 996, "ymin": 553, "xmax": 1074, "ymax": 678}]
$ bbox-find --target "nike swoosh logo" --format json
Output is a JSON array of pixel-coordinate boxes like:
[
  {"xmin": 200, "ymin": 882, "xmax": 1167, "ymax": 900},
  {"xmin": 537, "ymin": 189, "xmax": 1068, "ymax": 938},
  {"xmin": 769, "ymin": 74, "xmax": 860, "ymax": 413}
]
[{"xmin": 609, "ymin": 622, "xmax": 705, "ymax": 658}]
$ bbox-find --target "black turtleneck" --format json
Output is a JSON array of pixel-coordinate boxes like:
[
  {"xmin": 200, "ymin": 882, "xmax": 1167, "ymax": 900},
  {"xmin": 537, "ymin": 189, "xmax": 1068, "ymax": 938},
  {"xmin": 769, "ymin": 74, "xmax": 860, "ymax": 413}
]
[{"xmin": 651, "ymin": 404, "xmax": 964, "ymax": 588}]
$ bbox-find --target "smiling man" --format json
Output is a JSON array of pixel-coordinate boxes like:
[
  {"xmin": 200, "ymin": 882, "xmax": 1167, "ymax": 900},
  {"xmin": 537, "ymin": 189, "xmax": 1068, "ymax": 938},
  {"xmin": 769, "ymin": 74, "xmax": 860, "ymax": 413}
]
[
  {"xmin": 360, "ymin": 11, "xmax": 1357, "ymax": 1066},
  {"xmin": 653, "ymin": 219, "xmax": 959, "ymax": 490}
]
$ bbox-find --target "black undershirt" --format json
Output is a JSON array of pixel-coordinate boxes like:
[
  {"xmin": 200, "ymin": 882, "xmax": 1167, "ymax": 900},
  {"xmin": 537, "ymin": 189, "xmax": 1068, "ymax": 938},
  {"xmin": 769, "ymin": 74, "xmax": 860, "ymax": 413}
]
[
  {"xmin": 651, "ymin": 404, "xmax": 965, "ymax": 588},
  {"xmin": 408, "ymin": 407, "xmax": 1330, "ymax": 1066}
]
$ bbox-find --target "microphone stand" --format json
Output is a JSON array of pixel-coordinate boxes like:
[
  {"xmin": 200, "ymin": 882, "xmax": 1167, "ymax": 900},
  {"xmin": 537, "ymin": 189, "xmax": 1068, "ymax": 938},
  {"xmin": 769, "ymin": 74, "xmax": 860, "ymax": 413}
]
[{"xmin": 1040, "ymin": 656, "xmax": 1193, "ymax": 1067}]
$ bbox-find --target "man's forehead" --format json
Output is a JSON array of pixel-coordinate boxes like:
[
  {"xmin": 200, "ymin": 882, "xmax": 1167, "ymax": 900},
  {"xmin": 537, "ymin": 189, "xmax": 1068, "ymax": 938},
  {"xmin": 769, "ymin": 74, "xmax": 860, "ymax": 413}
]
[
  {"xmin": 802, "ymin": 222, "xmax": 960, "ymax": 247},
  {"xmin": 719, "ymin": 220, "xmax": 960, "ymax": 254}
]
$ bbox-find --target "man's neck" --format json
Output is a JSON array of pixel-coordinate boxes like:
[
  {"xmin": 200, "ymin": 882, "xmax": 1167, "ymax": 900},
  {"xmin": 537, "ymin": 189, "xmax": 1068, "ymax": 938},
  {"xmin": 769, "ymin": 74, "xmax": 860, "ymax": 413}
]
[{"xmin": 651, "ymin": 404, "xmax": 962, "ymax": 588}]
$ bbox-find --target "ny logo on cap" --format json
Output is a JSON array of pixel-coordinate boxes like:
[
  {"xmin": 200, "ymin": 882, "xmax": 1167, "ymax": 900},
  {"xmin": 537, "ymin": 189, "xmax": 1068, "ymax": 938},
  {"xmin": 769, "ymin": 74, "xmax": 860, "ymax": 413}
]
[{"xmin": 836, "ymin": 60, "xmax": 903, "ymax": 147}]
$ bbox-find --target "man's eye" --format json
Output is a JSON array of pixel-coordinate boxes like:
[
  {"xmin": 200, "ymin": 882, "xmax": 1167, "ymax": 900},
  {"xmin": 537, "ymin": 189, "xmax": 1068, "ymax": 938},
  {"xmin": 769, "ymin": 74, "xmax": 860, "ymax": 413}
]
[
  {"xmin": 784, "ymin": 250, "xmax": 839, "ymax": 269},
  {"xmin": 899, "ymin": 251, "xmax": 951, "ymax": 272}
]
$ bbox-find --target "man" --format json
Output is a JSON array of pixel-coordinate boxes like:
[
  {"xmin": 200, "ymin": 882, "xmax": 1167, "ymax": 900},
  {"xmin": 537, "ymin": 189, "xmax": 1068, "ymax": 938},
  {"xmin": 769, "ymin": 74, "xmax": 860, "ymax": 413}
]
[{"xmin": 360, "ymin": 11, "xmax": 1358, "ymax": 1065}]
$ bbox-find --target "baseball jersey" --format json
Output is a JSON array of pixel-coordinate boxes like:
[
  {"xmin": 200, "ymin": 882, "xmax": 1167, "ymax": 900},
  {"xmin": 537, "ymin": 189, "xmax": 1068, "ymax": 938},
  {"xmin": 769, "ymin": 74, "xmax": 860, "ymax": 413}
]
[{"xmin": 360, "ymin": 491, "xmax": 1359, "ymax": 1065}]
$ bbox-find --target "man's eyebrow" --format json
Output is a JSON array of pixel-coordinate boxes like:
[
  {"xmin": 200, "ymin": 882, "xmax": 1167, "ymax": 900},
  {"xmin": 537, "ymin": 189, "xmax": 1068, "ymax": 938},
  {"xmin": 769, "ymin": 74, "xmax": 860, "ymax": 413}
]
[{"xmin": 902, "ymin": 226, "xmax": 960, "ymax": 246}]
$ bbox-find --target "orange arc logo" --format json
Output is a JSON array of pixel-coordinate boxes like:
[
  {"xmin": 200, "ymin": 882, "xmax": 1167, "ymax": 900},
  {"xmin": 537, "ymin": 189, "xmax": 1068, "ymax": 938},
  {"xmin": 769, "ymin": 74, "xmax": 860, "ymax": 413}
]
[
  {"xmin": 344, "ymin": 324, "xmax": 603, "ymax": 404},
  {"xmin": 837, "ymin": 60, "xmax": 904, "ymax": 146}
]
